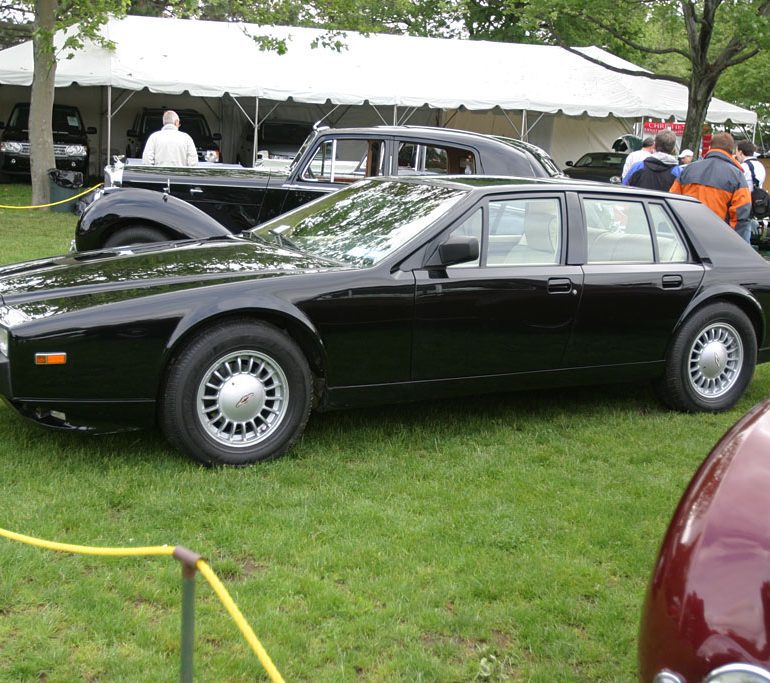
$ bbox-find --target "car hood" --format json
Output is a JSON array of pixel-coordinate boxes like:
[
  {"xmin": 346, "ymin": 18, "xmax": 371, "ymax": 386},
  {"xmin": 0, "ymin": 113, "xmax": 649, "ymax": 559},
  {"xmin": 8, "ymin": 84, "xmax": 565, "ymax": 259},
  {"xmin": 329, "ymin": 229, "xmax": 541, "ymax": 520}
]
[
  {"xmin": 0, "ymin": 238, "xmax": 342, "ymax": 318},
  {"xmin": 121, "ymin": 163, "xmax": 289, "ymax": 185}
]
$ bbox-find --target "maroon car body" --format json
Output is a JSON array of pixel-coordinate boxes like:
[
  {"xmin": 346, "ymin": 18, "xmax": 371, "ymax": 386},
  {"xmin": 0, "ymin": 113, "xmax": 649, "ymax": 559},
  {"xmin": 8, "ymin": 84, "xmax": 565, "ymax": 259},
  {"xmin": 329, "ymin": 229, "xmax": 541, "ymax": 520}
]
[{"xmin": 638, "ymin": 398, "xmax": 770, "ymax": 682}]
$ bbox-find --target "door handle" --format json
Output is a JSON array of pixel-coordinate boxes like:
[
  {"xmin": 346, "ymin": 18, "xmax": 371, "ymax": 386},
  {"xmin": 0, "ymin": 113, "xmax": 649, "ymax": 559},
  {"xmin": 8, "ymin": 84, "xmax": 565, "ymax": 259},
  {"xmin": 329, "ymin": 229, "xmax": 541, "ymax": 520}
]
[
  {"xmin": 662, "ymin": 274, "xmax": 683, "ymax": 289},
  {"xmin": 547, "ymin": 277, "xmax": 573, "ymax": 294},
  {"xmin": 189, "ymin": 187, "xmax": 203, "ymax": 195}
]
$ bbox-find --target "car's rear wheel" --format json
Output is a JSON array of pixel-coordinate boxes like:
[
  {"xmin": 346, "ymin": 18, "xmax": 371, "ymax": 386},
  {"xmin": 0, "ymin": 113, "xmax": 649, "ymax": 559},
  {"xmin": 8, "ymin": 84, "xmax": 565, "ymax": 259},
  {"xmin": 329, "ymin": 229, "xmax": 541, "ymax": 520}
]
[
  {"xmin": 103, "ymin": 224, "xmax": 169, "ymax": 248},
  {"xmin": 657, "ymin": 302, "xmax": 756, "ymax": 412},
  {"xmin": 161, "ymin": 320, "xmax": 312, "ymax": 466}
]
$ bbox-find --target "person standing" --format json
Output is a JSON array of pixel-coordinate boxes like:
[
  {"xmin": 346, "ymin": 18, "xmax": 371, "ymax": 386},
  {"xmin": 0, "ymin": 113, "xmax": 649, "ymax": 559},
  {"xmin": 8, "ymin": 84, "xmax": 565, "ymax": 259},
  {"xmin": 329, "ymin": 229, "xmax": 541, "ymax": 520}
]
[
  {"xmin": 736, "ymin": 140, "xmax": 767, "ymax": 238},
  {"xmin": 677, "ymin": 149, "xmax": 694, "ymax": 165},
  {"xmin": 623, "ymin": 129, "xmax": 679, "ymax": 191},
  {"xmin": 142, "ymin": 110, "xmax": 198, "ymax": 167},
  {"xmin": 669, "ymin": 132, "xmax": 752, "ymax": 243},
  {"xmin": 621, "ymin": 136, "xmax": 654, "ymax": 182}
]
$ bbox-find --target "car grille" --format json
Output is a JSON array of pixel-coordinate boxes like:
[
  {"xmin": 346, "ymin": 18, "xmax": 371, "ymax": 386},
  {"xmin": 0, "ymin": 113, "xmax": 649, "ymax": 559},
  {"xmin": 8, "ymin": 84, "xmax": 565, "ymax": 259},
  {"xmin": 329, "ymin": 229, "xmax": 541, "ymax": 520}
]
[{"xmin": 12, "ymin": 143, "xmax": 72, "ymax": 157}]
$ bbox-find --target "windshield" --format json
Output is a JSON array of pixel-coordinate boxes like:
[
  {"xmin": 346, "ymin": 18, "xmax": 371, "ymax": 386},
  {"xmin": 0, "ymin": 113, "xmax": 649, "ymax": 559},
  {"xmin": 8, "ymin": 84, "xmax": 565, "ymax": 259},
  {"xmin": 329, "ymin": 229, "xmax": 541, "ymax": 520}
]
[
  {"xmin": 8, "ymin": 104, "xmax": 84, "ymax": 132},
  {"xmin": 575, "ymin": 153, "xmax": 625, "ymax": 168},
  {"xmin": 250, "ymin": 179, "xmax": 467, "ymax": 267}
]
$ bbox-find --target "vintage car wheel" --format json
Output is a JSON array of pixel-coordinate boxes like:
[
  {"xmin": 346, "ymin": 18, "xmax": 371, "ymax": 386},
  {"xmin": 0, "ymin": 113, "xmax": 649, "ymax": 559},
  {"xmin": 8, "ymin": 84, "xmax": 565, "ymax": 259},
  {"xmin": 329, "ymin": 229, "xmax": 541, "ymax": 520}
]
[
  {"xmin": 161, "ymin": 320, "xmax": 312, "ymax": 466},
  {"xmin": 103, "ymin": 224, "xmax": 169, "ymax": 248},
  {"xmin": 657, "ymin": 302, "xmax": 756, "ymax": 412}
]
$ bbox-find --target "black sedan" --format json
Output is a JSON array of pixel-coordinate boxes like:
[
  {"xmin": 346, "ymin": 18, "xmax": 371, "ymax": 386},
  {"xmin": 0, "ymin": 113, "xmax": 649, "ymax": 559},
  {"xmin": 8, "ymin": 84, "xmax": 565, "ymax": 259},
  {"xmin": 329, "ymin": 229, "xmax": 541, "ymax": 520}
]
[
  {"xmin": 563, "ymin": 152, "xmax": 627, "ymax": 182},
  {"xmin": 2, "ymin": 177, "xmax": 770, "ymax": 466}
]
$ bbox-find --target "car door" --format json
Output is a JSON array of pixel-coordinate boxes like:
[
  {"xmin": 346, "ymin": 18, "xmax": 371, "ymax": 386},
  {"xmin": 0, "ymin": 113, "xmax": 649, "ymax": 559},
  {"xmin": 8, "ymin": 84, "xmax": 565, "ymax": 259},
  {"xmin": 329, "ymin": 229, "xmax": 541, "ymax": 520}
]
[
  {"xmin": 411, "ymin": 193, "xmax": 583, "ymax": 380},
  {"xmin": 562, "ymin": 194, "xmax": 704, "ymax": 367}
]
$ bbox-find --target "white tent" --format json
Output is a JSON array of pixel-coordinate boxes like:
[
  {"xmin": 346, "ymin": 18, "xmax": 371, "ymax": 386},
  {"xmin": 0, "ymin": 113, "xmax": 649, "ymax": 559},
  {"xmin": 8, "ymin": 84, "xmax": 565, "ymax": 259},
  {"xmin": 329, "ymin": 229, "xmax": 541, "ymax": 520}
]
[{"xmin": 0, "ymin": 15, "xmax": 757, "ymax": 168}]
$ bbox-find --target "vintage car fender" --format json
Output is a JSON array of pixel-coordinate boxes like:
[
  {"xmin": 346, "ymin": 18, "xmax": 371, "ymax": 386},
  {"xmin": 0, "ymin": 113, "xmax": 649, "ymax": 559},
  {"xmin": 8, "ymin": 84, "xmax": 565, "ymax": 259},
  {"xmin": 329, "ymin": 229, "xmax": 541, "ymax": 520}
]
[
  {"xmin": 638, "ymin": 398, "xmax": 770, "ymax": 682},
  {"xmin": 74, "ymin": 187, "xmax": 231, "ymax": 252}
]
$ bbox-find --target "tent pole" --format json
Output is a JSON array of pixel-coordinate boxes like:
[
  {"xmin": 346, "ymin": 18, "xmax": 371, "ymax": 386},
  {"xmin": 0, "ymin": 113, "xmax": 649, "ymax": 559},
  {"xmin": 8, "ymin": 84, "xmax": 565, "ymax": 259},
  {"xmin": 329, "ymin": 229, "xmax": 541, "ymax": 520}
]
[
  {"xmin": 107, "ymin": 85, "xmax": 112, "ymax": 168},
  {"xmin": 252, "ymin": 97, "xmax": 259, "ymax": 166},
  {"xmin": 393, "ymin": 106, "xmax": 397, "ymax": 126}
]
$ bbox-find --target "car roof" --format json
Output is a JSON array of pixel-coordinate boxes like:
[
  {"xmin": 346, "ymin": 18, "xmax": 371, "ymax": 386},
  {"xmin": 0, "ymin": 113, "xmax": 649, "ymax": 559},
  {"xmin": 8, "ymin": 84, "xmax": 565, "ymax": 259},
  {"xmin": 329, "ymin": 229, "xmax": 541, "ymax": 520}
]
[
  {"xmin": 315, "ymin": 125, "xmax": 538, "ymax": 149},
  {"xmin": 368, "ymin": 174, "xmax": 700, "ymax": 202}
]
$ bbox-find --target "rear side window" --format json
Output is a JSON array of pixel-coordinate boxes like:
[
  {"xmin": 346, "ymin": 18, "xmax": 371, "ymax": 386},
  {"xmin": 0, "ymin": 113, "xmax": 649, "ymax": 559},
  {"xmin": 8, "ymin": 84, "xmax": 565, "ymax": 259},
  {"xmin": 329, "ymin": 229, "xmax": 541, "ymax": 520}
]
[
  {"xmin": 649, "ymin": 203, "xmax": 688, "ymax": 262},
  {"xmin": 584, "ymin": 198, "xmax": 653, "ymax": 263},
  {"xmin": 396, "ymin": 141, "xmax": 477, "ymax": 176}
]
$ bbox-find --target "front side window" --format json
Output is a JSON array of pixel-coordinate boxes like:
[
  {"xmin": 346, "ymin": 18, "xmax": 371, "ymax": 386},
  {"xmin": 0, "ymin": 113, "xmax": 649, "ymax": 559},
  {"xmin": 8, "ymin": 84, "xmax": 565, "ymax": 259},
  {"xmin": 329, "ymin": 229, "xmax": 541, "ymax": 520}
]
[
  {"xmin": 444, "ymin": 197, "xmax": 562, "ymax": 268},
  {"xmin": 302, "ymin": 138, "xmax": 385, "ymax": 183},
  {"xmin": 584, "ymin": 198, "xmax": 654, "ymax": 263}
]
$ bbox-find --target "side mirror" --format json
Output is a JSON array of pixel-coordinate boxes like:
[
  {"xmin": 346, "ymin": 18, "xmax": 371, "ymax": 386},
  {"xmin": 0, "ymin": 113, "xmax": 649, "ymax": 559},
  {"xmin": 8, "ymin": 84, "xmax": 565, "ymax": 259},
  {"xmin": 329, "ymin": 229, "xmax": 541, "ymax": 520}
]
[
  {"xmin": 565, "ymin": 160, "xmax": 574, "ymax": 167},
  {"xmin": 427, "ymin": 236, "xmax": 480, "ymax": 268},
  {"xmin": 212, "ymin": 133, "xmax": 222, "ymax": 141},
  {"xmin": 86, "ymin": 126, "xmax": 96, "ymax": 135},
  {"xmin": 127, "ymin": 129, "xmax": 138, "ymax": 138}
]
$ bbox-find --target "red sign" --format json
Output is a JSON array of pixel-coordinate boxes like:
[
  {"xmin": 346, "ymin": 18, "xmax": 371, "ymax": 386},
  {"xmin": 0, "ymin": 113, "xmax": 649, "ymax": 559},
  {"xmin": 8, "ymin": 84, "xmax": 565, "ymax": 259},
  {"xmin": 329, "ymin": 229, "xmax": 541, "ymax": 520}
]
[
  {"xmin": 644, "ymin": 122, "xmax": 686, "ymax": 135},
  {"xmin": 701, "ymin": 134, "xmax": 712, "ymax": 157}
]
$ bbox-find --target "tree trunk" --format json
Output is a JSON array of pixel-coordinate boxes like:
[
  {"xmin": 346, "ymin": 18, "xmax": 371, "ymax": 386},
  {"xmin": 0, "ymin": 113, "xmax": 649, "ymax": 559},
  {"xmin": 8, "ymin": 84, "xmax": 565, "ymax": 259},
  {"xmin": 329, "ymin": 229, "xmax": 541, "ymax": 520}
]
[
  {"xmin": 30, "ymin": 0, "xmax": 58, "ymax": 206},
  {"xmin": 681, "ymin": 71, "xmax": 717, "ymax": 160}
]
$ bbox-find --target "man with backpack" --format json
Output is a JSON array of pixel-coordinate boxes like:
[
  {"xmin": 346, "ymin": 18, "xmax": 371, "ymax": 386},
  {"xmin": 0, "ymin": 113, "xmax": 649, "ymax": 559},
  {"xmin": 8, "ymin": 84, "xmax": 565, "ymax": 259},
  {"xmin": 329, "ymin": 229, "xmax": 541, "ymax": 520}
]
[
  {"xmin": 623, "ymin": 129, "xmax": 680, "ymax": 191},
  {"xmin": 736, "ymin": 141, "xmax": 769, "ymax": 236}
]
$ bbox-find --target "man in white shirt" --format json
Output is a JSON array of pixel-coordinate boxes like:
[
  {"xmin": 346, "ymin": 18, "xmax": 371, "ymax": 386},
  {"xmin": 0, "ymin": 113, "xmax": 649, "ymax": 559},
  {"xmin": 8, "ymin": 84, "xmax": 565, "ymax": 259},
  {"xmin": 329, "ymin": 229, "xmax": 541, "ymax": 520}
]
[
  {"xmin": 736, "ymin": 140, "xmax": 766, "ymax": 189},
  {"xmin": 142, "ymin": 110, "xmax": 198, "ymax": 166},
  {"xmin": 735, "ymin": 140, "xmax": 767, "ymax": 237},
  {"xmin": 621, "ymin": 136, "xmax": 654, "ymax": 182}
]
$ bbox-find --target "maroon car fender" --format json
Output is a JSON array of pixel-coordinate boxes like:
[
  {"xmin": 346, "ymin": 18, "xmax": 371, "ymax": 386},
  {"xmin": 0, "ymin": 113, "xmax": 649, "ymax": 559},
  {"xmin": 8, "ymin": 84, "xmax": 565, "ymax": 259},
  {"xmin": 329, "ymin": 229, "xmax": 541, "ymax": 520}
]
[{"xmin": 638, "ymin": 398, "xmax": 770, "ymax": 681}]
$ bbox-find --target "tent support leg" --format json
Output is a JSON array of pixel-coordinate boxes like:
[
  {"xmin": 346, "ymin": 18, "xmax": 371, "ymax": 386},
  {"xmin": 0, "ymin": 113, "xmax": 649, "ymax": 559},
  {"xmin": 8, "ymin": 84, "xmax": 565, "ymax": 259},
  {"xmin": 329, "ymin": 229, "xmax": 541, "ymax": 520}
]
[{"xmin": 252, "ymin": 97, "xmax": 259, "ymax": 167}]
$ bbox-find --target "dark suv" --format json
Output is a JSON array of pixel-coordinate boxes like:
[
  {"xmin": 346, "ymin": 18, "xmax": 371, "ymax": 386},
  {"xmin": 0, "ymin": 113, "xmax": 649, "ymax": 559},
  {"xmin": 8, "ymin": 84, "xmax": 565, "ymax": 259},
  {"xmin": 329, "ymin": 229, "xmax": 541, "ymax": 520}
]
[
  {"xmin": 126, "ymin": 108, "xmax": 222, "ymax": 163},
  {"xmin": 0, "ymin": 103, "xmax": 95, "ymax": 180}
]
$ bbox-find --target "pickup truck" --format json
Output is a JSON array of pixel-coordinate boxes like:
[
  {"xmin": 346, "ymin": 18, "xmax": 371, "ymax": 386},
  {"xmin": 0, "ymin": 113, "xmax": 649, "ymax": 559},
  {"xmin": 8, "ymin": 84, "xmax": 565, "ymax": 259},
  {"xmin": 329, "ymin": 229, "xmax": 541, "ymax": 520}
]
[{"xmin": 74, "ymin": 125, "xmax": 563, "ymax": 251}]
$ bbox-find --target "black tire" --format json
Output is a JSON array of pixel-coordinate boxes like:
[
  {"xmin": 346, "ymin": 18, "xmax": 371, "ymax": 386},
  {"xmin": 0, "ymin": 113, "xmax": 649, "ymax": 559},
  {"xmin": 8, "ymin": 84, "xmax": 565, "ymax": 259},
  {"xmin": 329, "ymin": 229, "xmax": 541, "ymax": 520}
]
[
  {"xmin": 103, "ymin": 225, "xmax": 169, "ymax": 248},
  {"xmin": 161, "ymin": 320, "xmax": 312, "ymax": 466},
  {"xmin": 656, "ymin": 302, "xmax": 756, "ymax": 412}
]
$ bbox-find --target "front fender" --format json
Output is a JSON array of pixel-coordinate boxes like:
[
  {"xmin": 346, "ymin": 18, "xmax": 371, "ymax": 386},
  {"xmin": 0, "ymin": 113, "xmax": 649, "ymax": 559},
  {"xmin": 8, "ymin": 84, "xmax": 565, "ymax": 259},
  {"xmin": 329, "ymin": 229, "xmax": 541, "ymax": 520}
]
[{"xmin": 74, "ymin": 187, "xmax": 231, "ymax": 251}]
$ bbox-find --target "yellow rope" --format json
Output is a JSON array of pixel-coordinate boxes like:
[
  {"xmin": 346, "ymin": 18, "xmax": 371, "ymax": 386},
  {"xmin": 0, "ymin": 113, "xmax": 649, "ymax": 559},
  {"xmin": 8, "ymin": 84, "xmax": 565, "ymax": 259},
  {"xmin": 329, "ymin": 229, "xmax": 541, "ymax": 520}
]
[
  {"xmin": 0, "ymin": 526, "xmax": 285, "ymax": 682},
  {"xmin": 0, "ymin": 182, "xmax": 103, "ymax": 209},
  {"xmin": 197, "ymin": 559, "xmax": 286, "ymax": 683}
]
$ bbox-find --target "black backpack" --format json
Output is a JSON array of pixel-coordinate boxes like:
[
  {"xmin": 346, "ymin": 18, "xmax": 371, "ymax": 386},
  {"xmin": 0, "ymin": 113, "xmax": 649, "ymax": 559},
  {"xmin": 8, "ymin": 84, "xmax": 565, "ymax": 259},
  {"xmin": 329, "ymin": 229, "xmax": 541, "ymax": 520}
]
[{"xmin": 746, "ymin": 159, "xmax": 770, "ymax": 219}]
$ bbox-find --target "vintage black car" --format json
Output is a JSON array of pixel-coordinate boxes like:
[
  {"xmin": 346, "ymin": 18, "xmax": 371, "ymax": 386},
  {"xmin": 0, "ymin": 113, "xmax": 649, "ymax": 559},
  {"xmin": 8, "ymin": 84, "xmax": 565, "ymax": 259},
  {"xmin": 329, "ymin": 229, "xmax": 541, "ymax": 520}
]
[
  {"xmin": 3, "ymin": 177, "xmax": 770, "ymax": 466},
  {"xmin": 74, "ymin": 125, "xmax": 563, "ymax": 250},
  {"xmin": 563, "ymin": 152, "xmax": 627, "ymax": 183}
]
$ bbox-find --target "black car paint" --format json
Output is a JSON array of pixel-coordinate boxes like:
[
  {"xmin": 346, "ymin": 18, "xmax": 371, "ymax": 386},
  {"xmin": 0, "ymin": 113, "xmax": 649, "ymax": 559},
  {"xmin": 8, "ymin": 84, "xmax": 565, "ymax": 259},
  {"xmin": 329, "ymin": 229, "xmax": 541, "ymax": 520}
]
[
  {"xmin": 75, "ymin": 126, "xmax": 563, "ymax": 250},
  {"xmin": 5, "ymin": 177, "xmax": 770, "ymax": 445}
]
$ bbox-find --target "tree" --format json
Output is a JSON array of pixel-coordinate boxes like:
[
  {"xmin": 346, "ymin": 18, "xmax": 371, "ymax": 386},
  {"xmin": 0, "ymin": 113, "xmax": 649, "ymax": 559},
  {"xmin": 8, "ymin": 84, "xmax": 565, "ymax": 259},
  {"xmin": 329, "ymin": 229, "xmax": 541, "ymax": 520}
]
[
  {"xmin": 24, "ymin": 0, "xmax": 135, "ymax": 204},
  {"xmin": 509, "ymin": 0, "xmax": 770, "ymax": 154}
]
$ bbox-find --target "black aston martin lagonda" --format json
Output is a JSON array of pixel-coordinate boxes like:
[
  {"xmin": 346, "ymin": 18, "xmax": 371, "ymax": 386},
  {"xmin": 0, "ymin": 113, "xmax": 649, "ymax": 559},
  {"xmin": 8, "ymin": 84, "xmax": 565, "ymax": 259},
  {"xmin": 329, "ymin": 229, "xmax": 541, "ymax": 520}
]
[{"xmin": 2, "ymin": 176, "xmax": 770, "ymax": 466}]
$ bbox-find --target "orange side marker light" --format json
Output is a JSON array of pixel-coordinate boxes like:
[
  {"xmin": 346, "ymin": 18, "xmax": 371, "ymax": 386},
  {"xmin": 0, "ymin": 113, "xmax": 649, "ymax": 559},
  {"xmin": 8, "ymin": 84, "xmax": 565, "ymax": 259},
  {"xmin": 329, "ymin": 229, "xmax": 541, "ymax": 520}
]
[{"xmin": 35, "ymin": 353, "xmax": 67, "ymax": 365}]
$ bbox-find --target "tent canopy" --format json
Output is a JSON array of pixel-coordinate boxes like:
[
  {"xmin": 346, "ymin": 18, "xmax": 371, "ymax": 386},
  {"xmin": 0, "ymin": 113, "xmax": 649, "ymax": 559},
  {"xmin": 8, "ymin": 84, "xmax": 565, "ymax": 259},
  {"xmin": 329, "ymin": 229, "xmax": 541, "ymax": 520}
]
[{"xmin": 0, "ymin": 15, "xmax": 756, "ymax": 125}]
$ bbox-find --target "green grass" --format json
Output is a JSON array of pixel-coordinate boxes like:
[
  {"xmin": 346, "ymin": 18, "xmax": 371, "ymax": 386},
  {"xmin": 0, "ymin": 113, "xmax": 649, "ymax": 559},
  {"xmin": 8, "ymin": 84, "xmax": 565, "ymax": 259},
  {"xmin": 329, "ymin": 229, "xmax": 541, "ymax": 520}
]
[{"xmin": 1, "ymin": 184, "xmax": 768, "ymax": 681}]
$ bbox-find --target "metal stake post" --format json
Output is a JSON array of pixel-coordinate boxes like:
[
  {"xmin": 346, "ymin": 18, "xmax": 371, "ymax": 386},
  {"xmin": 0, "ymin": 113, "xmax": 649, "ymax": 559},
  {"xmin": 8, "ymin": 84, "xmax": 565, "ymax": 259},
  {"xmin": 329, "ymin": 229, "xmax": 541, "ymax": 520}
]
[{"xmin": 173, "ymin": 547, "xmax": 202, "ymax": 683}]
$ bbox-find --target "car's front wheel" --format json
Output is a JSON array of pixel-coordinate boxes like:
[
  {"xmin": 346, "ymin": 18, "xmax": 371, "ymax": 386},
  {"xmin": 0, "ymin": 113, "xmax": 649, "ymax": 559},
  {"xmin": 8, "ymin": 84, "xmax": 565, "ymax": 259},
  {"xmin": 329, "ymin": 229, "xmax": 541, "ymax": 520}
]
[
  {"xmin": 161, "ymin": 320, "xmax": 313, "ymax": 466},
  {"xmin": 657, "ymin": 302, "xmax": 756, "ymax": 412},
  {"xmin": 103, "ymin": 224, "xmax": 169, "ymax": 248}
]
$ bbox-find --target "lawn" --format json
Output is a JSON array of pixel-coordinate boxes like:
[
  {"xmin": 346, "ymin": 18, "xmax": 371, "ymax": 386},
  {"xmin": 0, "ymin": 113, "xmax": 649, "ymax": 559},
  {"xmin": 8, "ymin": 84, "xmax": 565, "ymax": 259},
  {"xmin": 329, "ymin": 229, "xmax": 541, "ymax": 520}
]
[{"xmin": 0, "ymin": 184, "xmax": 768, "ymax": 681}]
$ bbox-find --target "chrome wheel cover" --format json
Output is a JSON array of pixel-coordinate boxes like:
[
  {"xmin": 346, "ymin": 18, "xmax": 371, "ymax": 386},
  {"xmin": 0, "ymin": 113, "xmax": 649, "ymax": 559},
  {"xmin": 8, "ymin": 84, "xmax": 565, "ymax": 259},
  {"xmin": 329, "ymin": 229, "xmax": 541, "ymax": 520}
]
[
  {"xmin": 196, "ymin": 350, "xmax": 289, "ymax": 448},
  {"xmin": 688, "ymin": 322, "xmax": 743, "ymax": 399}
]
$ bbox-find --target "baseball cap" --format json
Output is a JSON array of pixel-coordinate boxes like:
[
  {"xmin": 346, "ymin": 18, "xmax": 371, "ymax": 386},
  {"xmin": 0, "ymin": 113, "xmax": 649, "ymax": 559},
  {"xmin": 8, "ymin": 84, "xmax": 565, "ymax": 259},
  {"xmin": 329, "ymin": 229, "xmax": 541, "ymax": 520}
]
[{"xmin": 678, "ymin": 148, "xmax": 694, "ymax": 158}]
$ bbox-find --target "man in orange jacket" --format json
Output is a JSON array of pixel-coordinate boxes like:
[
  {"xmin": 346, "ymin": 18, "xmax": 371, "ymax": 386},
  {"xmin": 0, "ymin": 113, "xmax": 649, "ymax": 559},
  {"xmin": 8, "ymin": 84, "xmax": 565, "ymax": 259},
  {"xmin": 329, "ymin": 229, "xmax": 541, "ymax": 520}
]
[{"xmin": 669, "ymin": 132, "xmax": 752, "ymax": 243}]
